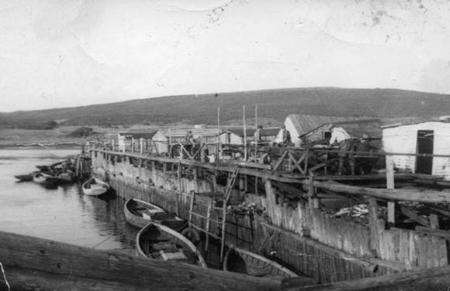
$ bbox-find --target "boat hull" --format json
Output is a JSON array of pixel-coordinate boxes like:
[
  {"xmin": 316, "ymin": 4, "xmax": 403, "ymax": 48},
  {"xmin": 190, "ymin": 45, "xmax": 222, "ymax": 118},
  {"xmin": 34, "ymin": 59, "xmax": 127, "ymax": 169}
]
[
  {"xmin": 82, "ymin": 177, "xmax": 110, "ymax": 196},
  {"xmin": 223, "ymin": 247, "xmax": 298, "ymax": 279},
  {"xmin": 136, "ymin": 222, "xmax": 207, "ymax": 268},
  {"xmin": 14, "ymin": 174, "xmax": 33, "ymax": 182},
  {"xmin": 124, "ymin": 199, "xmax": 186, "ymax": 231}
]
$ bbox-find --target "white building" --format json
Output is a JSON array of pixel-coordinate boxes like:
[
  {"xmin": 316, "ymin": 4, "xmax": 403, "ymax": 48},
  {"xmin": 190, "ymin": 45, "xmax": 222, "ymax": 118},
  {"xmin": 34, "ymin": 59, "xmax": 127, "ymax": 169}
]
[
  {"xmin": 382, "ymin": 121, "xmax": 450, "ymax": 179},
  {"xmin": 151, "ymin": 127, "xmax": 220, "ymax": 154},
  {"xmin": 283, "ymin": 114, "xmax": 352, "ymax": 146},
  {"xmin": 219, "ymin": 127, "xmax": 280, "ymax": 145}
]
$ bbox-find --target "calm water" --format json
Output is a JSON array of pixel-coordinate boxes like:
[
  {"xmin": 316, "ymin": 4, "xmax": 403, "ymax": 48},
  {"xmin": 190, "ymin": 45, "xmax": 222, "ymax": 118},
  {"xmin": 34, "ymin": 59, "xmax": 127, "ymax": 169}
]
[{"xmin": 0, "ymin": 148, "xmax": 138, "ymax": 251}]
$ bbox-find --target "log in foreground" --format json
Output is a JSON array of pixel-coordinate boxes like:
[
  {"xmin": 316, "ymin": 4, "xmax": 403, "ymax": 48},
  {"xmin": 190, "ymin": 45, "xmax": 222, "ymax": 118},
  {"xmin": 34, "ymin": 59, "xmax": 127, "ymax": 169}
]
[
  {"xmin": 283, "ymin": 264, "xmax": 450, "ymax": 291},
  {"xmin": 0, "ymin": 231, "xmax": 279, "ymax": 291}
]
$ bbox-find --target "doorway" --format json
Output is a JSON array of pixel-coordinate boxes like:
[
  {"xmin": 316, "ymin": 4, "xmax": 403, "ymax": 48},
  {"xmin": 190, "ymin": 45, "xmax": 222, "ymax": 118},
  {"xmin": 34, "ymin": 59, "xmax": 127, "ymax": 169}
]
[{"xmin": 416, "ymin": 130, "xmax": 434, "ymax": 174}]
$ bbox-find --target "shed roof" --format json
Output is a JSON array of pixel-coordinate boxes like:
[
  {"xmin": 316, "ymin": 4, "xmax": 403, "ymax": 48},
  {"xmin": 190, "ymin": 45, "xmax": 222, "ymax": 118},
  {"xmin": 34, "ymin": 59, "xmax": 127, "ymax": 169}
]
[
  {"xmin": 300, "ymin": 118, "xmax": 381, "ymax": 138},
  {"xmin": 119, "ymin": 131, "xmax": 158, "ymax": 139},
  {"xmin": 155, "ymin": 127, "xmax": 221, "ymax": 138},
  {"xmin": 332, "ymin": 119, "xmax": 381, "ymax": 138},
  {"xmin": 381, "ymin": 119, "xmax": 450, "ymax": 129},
  {"xmin": 286, "ymin": 114, "xmax": 359, "ymax": 135},
  {"xmin": 224, "ymin": 127, "xmax": 280, "ymax": 137}
]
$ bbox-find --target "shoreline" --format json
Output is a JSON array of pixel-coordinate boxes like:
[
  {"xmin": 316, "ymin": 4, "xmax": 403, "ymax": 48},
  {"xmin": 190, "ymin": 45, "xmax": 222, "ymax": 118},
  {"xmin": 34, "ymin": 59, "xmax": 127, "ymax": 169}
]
[{"xmin": 0, "ymin": 143, "xmax": 84, "ymax": 150}]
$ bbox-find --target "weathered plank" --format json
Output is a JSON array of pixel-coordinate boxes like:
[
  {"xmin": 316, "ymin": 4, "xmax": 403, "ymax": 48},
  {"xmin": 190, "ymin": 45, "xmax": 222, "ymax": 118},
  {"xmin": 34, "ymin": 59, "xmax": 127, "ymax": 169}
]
[{"xmin": 284, "ymin": 264, "xmax": 450, "ymax": 291}]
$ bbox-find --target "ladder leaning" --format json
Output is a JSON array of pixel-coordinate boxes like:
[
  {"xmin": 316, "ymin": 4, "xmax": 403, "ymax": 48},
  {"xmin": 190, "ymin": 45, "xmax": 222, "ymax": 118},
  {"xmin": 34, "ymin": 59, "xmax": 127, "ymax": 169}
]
[{"xmin": 220, "ymin": 166, "xmax": 240, "ymax": 262}]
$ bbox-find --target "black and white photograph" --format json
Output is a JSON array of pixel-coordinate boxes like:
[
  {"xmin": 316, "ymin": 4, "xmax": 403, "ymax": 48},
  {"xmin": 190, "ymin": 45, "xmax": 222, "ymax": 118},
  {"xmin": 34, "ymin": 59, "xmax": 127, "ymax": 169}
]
[{"xmin": 1, "ymin": 0, "xmax": 450, "ymax": 290}]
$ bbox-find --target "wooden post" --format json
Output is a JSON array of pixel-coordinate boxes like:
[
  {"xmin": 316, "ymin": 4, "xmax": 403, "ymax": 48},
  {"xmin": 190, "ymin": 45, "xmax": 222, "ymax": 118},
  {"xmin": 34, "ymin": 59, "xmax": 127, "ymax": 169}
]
[
  {"xmin": 368, "ymin": 197, "xmax": 380, "ymax": 256},
  {"xmin": 205, "ymin": 201, "xmax": 212, "ymax": 252},
  {"xmin": 386, "ymin": 155, "xmax": 395, "ymax": 226},
  {"xmin": 139, "ymin": 138, "xmax": 144, "ymax": 154},
  {"xmin": 239, "ymin": 177, "xmax": 245, "ymax": 194},
  {"xmin": 255, "ymin": 104, "xmax": 258, "ymax": 161},
  {"xmin": 308, "ymin": 175, "xmax": 318, "ymax": 209},
  {"xmin": 188, "ymin": 191, "xmax": 195, "ymax": 226},
  {"xmin": 176, "ymin": 163, "xmax": 181, "ymax": 216},
  {"xmin": 243, "ymin": 105, "xmax": 247, "ymax": 161},
  {"xmin": 255, "ymin": 176, "xmax": 259, "ymax": 195},
  {"xmin": 131, "ymin": 137, "xmax": 135, "ymax": 153},
  {"xmin": 217, "ymin": 106, "xmax": 221, "ymax": 161},
  {"xmin": 429, "ymin": 214, "xmax": 440, "ymax": 229},
  {"xmin": 244, "ymin": 175, "xmax": 248, "ymax": 193},
  {"xmin": 213, "ymin": 169, "xmax": 218, "ymax": 192},
  {"xmin": 151, "ymin": 161, "xmax": 156, "ymax": 185}
]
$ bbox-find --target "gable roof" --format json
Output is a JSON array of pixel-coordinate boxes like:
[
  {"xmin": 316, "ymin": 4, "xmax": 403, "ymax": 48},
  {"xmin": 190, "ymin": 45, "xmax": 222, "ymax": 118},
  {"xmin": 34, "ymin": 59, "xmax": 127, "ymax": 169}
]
[
  {"xmin": 154, "ymin": 127, "xmax": 221, "ymax": 138},
  {"xmin": 119, "ymin": 131, "xmax": 158, "ymax": 139},
  {"xmin": 286, "ymin": 114, "xmax": 354, "ymax": 135},
  {"xmin": 331, "ymin": 119, "xmax": 381, "ymax": 138},
  {"xmin": 224, "ymin": 127, "xmax": 280, "ymax": 138}
]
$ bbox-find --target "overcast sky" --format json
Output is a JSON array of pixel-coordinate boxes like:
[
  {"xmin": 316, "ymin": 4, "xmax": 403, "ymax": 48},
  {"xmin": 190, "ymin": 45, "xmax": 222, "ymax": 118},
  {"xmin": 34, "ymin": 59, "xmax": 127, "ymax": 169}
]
[{"xmin": 1, "ymin": 0, "xmax": 450, "ymax": 112}]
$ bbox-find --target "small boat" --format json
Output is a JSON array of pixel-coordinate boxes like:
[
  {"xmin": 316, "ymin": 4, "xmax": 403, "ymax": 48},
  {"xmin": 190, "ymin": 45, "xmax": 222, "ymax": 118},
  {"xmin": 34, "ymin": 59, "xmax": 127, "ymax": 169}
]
[
  {"xmin": 32, "ymin": 172, "xmax": 54, "ymax": 184},
  {"xmin": 124, "ymin": 199, "xmax": 186, "ymax": 231},
  {"xmin": 82, "ymin": 177, "xmax": 110, "ymax": 196},
  {"xmin": 136, "ymin": 222, "xmax": 207, "ymax": 268},
  {"xmin": 46, "ymin": 172, "xmax": 75, "ymax": 185},
  {"xmin": 223, "ymin": 246, "xmax": 298, "ymax": 279},
  {"xmin": 14, "ymin": 173, "xmax": 35, "ymax": 182}
]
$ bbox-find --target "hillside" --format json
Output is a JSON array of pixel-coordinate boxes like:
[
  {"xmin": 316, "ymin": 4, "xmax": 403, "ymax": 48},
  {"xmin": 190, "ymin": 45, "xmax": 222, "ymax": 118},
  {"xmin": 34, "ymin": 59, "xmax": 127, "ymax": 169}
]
[{"xmin": 1, "ymin": 87, "xmax": 449, "ymax": 128}]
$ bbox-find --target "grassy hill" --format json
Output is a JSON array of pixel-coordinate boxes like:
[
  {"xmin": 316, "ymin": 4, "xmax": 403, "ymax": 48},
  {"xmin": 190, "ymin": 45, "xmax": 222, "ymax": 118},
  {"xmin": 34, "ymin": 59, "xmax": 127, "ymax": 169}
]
[{"xmin": 1, "ymin": 87, "xmax": 449, "ymax": 128}]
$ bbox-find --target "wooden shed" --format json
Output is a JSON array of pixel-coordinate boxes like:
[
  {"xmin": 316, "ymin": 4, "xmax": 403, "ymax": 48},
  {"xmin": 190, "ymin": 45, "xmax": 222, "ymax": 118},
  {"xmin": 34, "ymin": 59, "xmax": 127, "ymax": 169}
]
[
  {"xmin": 116, "ymin": 131, "xmax": 157, "ymax": 153},
  {"xmin": 300, "ymin": 119, "xmax": 381, "ymax": 146},
  {"xmin": 219, "ymin": 127, "xmax": 280, "ymax": 145},
  {"xmin": 152, "ymin": 127, "xmax": 220, "ymax": 154},
  {"xmin": 284, "ymin": 114, "xmax": 355, "ymax": 146},
  {"xmin": 382, "ymin": 121, "xmax": 450, "ymax": 179}
]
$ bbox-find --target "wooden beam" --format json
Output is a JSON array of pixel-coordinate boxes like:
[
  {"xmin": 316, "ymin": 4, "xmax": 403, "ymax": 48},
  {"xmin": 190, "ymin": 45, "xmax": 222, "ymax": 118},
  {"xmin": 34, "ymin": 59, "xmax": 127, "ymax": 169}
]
[
  {"xmin": 309, "ymin": 180, "xmax": 450, "ymax": 203},
  {"xmin": 284, "ymin": 264, "xmax": 450, "ymax": 291},
  {"xmin": 399, "ymin": 206, "xmax": 429, "ymax": 227},
  {"xmin": 0, "ymin": 231, "xmax": 278, "ymax": 291},
  {"xmin": 415, "ymin": 226, "xmax": 450, "ymax": 239}
]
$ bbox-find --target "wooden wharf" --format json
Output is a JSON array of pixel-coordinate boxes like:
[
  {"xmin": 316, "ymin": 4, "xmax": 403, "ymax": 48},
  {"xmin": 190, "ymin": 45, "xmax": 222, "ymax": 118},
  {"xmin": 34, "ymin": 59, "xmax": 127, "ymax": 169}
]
[{"xmin": 88, "ymin": 141, "xmax": 450, "ymax": 285}]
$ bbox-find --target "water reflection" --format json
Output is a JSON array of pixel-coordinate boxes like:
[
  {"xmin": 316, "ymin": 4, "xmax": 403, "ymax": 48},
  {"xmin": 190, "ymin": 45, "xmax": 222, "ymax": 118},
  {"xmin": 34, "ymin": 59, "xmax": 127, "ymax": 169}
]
[{"xmin": 0, "ymin": 148, "xmax": 137, "ymax": 251}]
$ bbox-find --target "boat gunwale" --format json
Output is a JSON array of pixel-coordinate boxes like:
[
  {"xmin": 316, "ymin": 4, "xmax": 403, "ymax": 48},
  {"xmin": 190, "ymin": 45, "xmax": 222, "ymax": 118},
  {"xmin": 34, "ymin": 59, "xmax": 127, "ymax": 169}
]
[
  {"xmin": 82, "ymin": 177, "xmax": 110, "ymax": 196},
  {"xmin": 223, "ymin": 245, "xmax": 298, "ymax": 278},
  {"xmin": 136, "ymin": 222, "xmax": 207, "ymax": 268}
]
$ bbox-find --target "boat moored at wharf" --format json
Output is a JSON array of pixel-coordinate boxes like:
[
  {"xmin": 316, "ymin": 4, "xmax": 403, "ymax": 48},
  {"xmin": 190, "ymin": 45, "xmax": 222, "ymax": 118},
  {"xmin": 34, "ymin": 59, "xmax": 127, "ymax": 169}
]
[
  {"xmin": 88, "ymin": 138, "xmax": 450, "ymax": 286},
  {"xmin": 124, "ymin": 198, "xmax": 186, "ymax": 230}
]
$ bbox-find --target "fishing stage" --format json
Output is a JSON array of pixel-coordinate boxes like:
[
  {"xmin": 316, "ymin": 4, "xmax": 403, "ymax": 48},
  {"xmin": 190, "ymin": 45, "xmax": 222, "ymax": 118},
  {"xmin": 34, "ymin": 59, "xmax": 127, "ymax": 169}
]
[{"xmin": 84, "ymin": 137, "xmax": 450, "ymax": 290}]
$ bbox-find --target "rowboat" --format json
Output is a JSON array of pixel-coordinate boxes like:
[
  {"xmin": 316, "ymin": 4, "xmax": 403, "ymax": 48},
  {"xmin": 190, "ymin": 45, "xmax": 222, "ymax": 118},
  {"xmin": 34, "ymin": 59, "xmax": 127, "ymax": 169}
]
[
  {"xmin": 136, "ymin": 222, "xmax": 207, "ymax": 268},
  {"xmin": 81, "ymin": 177, "xmax": 110, "ymax": 196},
  {"xmin": 47, "ymin": 172, "xmax": 75, "ymax": 185},
  {"xmin": 223, "ymin": 246, "xmax": 298, "ymax": 279},
  {"xmin": 124, "ymin": 199, "xmax": 186, "ymax": 231},
  {"xmin": 14, "ymin": 173, "xmax": 35, "ymax": 182},
  {"xmin": 32, "ymin": 172, "xmax": 53, "ymax": 184}
]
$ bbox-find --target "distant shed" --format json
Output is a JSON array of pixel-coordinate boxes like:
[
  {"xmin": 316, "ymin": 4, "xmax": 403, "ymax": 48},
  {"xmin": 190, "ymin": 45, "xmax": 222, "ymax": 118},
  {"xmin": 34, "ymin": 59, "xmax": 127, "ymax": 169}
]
[
  {"xmin": 382, "ymin": 121, "xmax": 450, "ymax": 179},
  {"xmin": 301, "ymin": 119, "xmax": 381, "ymax": 145},
  {"xmin": 117, "ymin": 131, "xmax": 157, "ymax": 152},
  {"xmin": 152, "ymin": 128, "xmax": 220, "ymax": 154},
  {"xmin": 284, "ymin": 114, "xmax": 371, "ymax": 146},
  {"xmin": 220, "ymin": 127, "xmax": 280, "ymax": 145}
]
